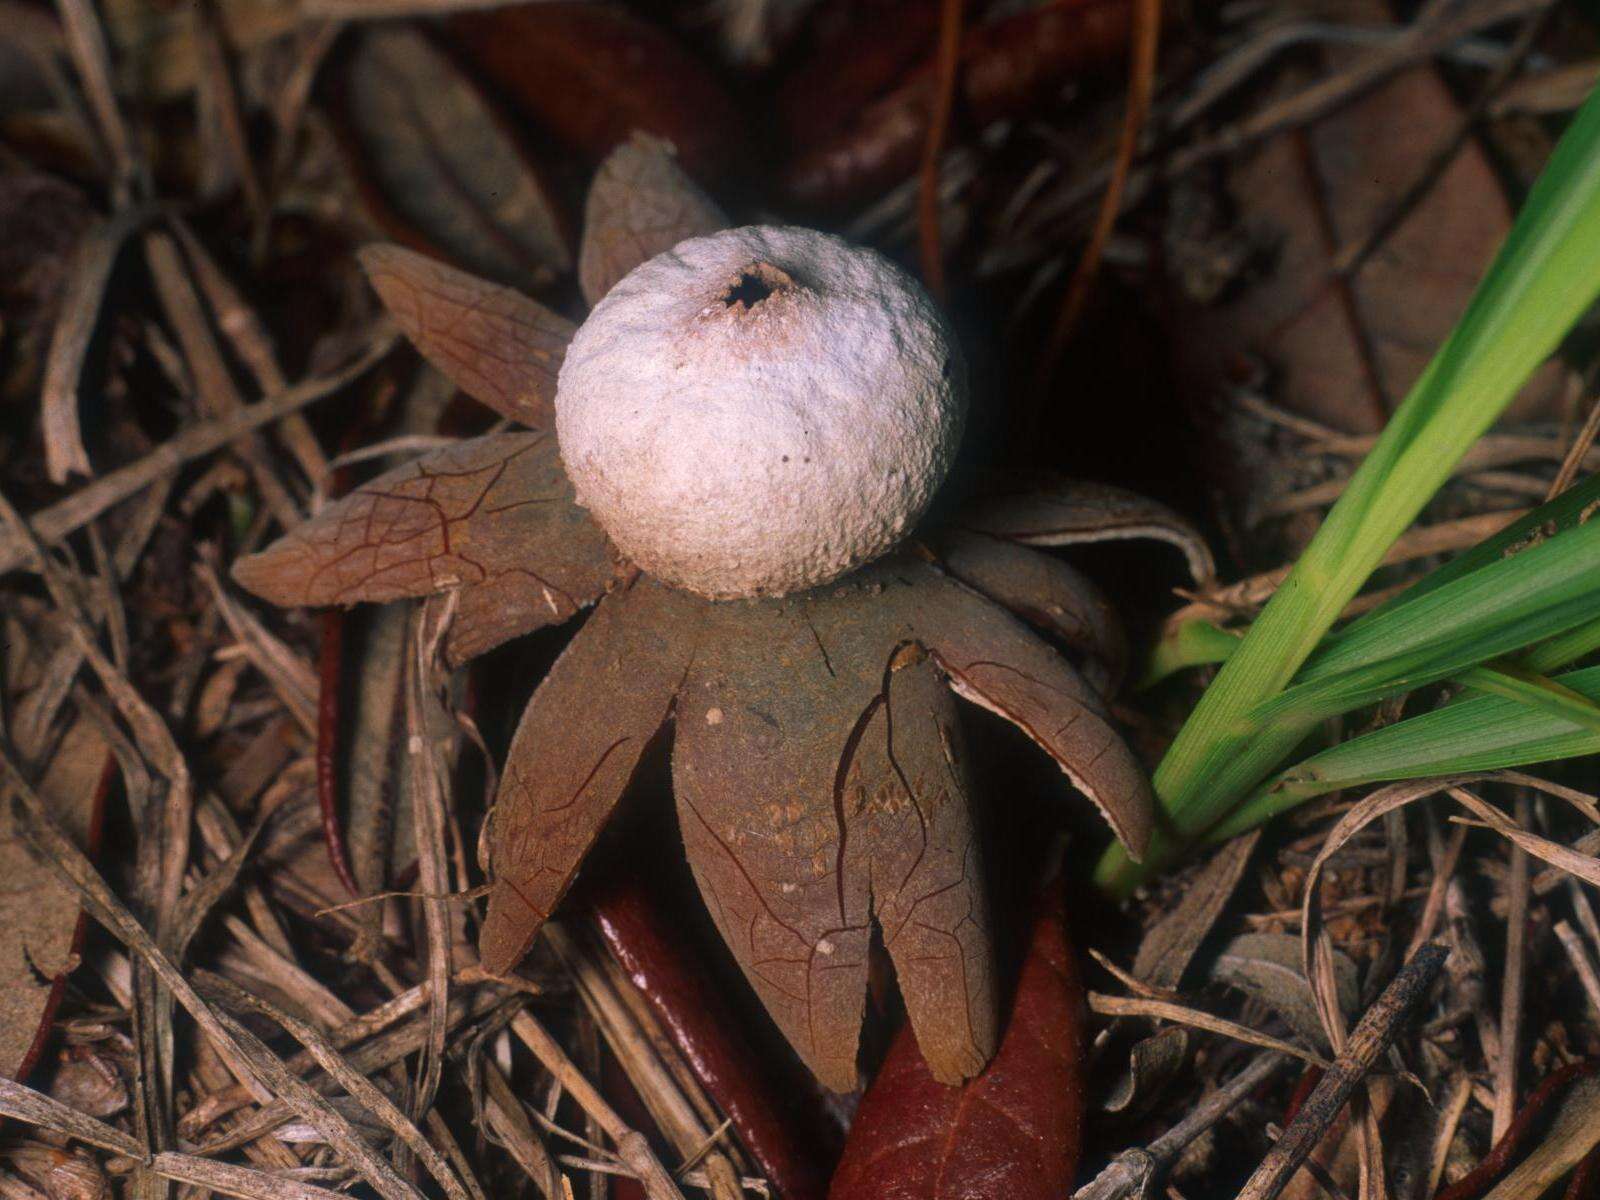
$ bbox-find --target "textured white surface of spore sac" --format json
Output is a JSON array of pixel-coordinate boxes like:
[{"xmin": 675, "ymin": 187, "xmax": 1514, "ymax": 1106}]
[{"xmin": 555, "ymin": 225, "xmax": 967, "ymax": 599}]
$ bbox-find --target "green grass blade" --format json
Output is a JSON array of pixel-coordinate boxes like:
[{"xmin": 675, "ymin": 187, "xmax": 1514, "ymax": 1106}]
[
  {"xmin": 1207, "ymin": 665, "xmax": 1600, "ymax": 843},
  {"xmin": 1458, "ymin": 662, "xmax": 1600, "ymax": 734},
  {"xmin": 1096, "ymin": 85, "xmax": 1600, "ymax": 895},
  {"xmin": 1326, "ymin": 472, "xmax": 1600, "ymax": 645},
  {"xmin": 1136, "ymin": 475, "xmax": 1600, "ymax": 691},
  {"xmin": 1255, "ymin": 514, "xmax": 1600, "ymax": 724},
  {"xmin": 1138, "ymin": 619, "xmax": 1239, "ymax": 690},
  {"xmin": 1523, "ymin": 613, "xmax": 1600, "ymax": 674}
]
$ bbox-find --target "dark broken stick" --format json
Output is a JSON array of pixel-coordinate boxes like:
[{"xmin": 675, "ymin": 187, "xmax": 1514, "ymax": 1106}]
[
  {"xmin": 1234, "ymin": 942, "xmax": 1451, "ymax": 1200},
  {"xmin": 1073, "ymin": 1052, "xmax": 1292, "ymax": 1200}
]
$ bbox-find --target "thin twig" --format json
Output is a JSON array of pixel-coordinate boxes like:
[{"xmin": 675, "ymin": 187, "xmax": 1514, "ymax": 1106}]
[
  {"xmin": 509, "ymin": 1011, "xmax": 688, "ymax": 1200},
  {"xmin": 0, "ymin": 325, "xmax": 395, "ymax": 578},
  {"xmin": 1493, "ymin": 792, "xmax": 1533, "ymax": 1140},
  {"xmin": 405, "ymin": 599, "xmax": 456, "ymax": 1129},
  {"xmin": 194, "ymin": 972, "xmax": 475, "ymax": 1200},
  {"xmin": 1034, "ymin": 0, "xmax": 1160, "ymax": 375},
  {"xmin": 1550, "ymin": 392, "xmax": 1600, "ymax": 499},
  {"xmin": 53, "ymin": 0, "xmax": 143, "ymax": 198},
  {"xmin": 916, "ymin": 0, "xmax": 962, "ymax": 298},
  {"xmin": 1233, "ymin": 942, "xmax": 1449, "ymax": 1200},
  {"xmin": 1074, "ymin": 1054, "xmax": 1293, "ymax": 1200},
  {"xmin": 1555, "ymin": 921, "xmax": 1600, "ymax": 1018},
  {"xmin": 1087, "ymin": 993, "xmax": 1330, "ymax": 1068}
]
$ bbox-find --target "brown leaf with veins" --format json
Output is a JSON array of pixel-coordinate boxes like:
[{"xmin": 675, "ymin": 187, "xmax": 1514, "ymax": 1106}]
[
  {"xmin": 231, "ymin": 432, "xmax": 617, "ymax": 666},
  {"xmin": 671, "ymin": 589, "xmax": 884, "ymax": 1090},
  {"xmin": 937, "ymin": 529, "xmax": 1126, "ymax": 696},
  {"xmin": 959, "ymin": 475, "xmax": 1215, "ymax": 585},
  {"xmin": 336, "ymin": 27, "xmax": 571, "ymax": 289},
  {"xmin": 1169, "ymin": 33, "xmax": 1566, "ymax": 560},
  {"xmin": 358, "ymin": 245, "xmax": 575, "ymax": 429},
  {"xmin": 578, "ymin": 133, "xmax": 728, "ymax": 308},
  {"xmin": 479, "ymin": 578, "xmax": 698, "ymax": 975}
]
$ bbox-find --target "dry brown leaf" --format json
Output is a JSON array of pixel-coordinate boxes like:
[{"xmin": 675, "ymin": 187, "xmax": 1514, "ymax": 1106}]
[
  {"xmin": 359, "ymin": 244, "xmax": 575, "ymax": 429},
  {"xmin": 337, "ymin": 27, "xmax": 571, "ymax": 288},
  {"xmin": 340, "ymin": 606, "xmax": 408, "ymax": 907},
  {"xmin": 1100, "ymin": 1025, "xmax": 1189, "ymax": 1116},
  {"xmin": 1132, "ymin": 830, "xmax": 1260, "ymax": 990},
  {"xmin": 1211, "ymin": 932, "xmax": 1358, "ymax": 1054},
  {"xmin": 0, "ymin": 714, "xmax": 106, "ymax": 1079},
  {"xmin": 578, "ymin": 133, "xmax": 728, "ymax": 307},
  {"xmin": 1169, "ymin": 30, "xmax": 1567, "ymax": 556},
  {"xmin": 1449, "ymin": 789, "xmax": 1600, "ymax": 890}
]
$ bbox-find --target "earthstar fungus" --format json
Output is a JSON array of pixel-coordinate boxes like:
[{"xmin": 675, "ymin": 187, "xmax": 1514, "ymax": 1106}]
[
  {"xmin": 558, "ymin": 224, "xmax": 965, "ymax": 598},
  {"xmin": 234, "ymin": 135, "xmax": 1204, "ymax": 1091}
]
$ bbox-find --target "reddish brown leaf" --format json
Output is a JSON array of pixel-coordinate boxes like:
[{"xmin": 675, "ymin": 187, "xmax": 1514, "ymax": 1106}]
[
  {"xmin": 316, "ymin": 609, "xmax": 360, "ymax": 898},
  {"xmin": 335, "ymin": 27, "xmax": 571, "ymax": 289},
  {"xmin": 675, "ymin": 586, "xmax": 997, "ymax": 1090},
  {"xmin": 936, "ymin": 529, "xmax": 1126, "ymax": 696},
  {"xmin": 588, "ymin": 871, "xmax": 838, "ymax": 1200},
  {"xmin": 578, "ymin": 133, "xmax": 728, "ymax": 307},
  {"xmin": 444, "ymin": 3, "xmax": 747, "ymax": 183},
  {"xmin": 479, "ymin": 579, "xmax": 699, "ymax": 975},
  {"xmin": 956, "ymin": 477, "xmax": 1215, "ymax": 585},
  {"xmin": 231, "ymin": 432, "xmax": 617, "ymax": 665},
  {"xmin": 774, "ymin": 0, "xmax": 944, "ymax": 150},
  {"xmin": 781, "ymin": 0, "xmax": 1134, "ymax": 208},
  {"xmin": 828, "ymin": 893, "xmax": 1087, "ymax": 1200},
  {"xmin": 359, "ymin": 244, "xmax": 574, "ymax": 429}
]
